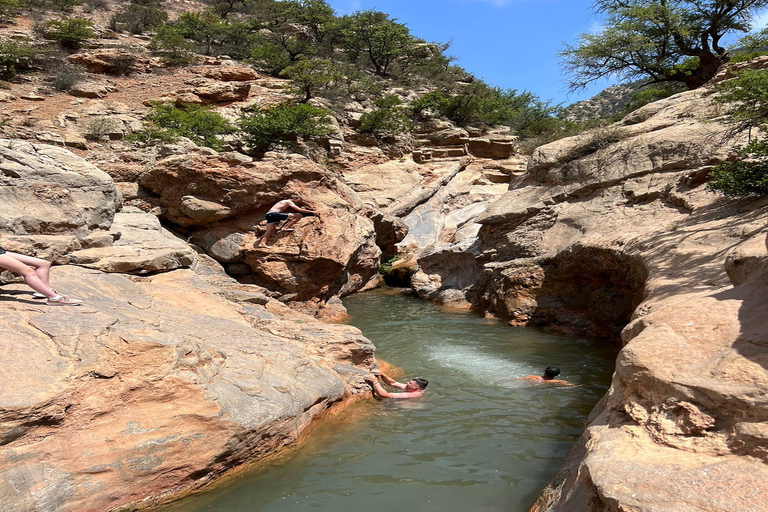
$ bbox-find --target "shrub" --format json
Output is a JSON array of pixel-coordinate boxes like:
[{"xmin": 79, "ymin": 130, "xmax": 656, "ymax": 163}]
[
  {"xmin": 46, "ymin": 60, "xmax": 81, "ymax": 91},
  {"xmin": 706, "ymin": 68, "xmax": 768, "ymax": 197},
  {"xmin": 131, "ymin": 103, "xmax": 235, "ymax": 150},
  {"xmin": 147, "ymin": 26, "xmax": 196, "ymax": 66},
  {"xmin": 410, "ymin": 91, "xmax": 450, "ymax": 116},
  {"xmin": 0, "ymin": 0, "xmax": 21, "ymax": 20},
  {"xmin": 82, "ymin": 116, "xmax": 122, "ymax": 141},
  {"xmin": 359, "ymin": 95, "xmax": 413, "ymax": 136},
  {"xmin": 557, "ymin": 124, "xmax": 625, "ymax": 164},
  {"xmin": 706, "ymin": 140, "xmax": 768, "ymax": 196},
  {"xmin": 43, "ymin": 18, "xmax": 96, "ymax": 50},
  {"xmin": 238, "ymin": 102, "xmax": 334, "ymax": 152},
  {"xmin": 109, "ymin": 3, "xmax": 168, "ymax": 34},
  {"xmin": 0, "ymin": 38, "xmax": 37, "ymax": 78}
]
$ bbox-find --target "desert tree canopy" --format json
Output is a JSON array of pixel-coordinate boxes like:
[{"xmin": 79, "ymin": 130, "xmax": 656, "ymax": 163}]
[{"xmin": 561, "ymin": 0, "xmax": 768, "ymax": 91}]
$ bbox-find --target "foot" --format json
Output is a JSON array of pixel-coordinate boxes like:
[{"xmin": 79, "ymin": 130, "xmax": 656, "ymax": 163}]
[{"xmin": 47, "ymin": 295, "xmax": 83, "ymax": 306}]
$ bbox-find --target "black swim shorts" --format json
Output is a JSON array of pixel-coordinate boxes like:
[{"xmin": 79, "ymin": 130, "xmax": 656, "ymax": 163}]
[
  {"xmin": 265, "ymin": 211, "xmax": 290, "ymax": 224},
  {"xmin": 0, "ymin": 245, "xmax": 5, "ymax": 255}
]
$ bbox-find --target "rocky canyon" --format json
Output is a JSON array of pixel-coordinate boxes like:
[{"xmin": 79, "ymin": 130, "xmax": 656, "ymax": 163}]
[{"xmin": 0, "ymin": 2, "xmax": 766, "ymax": 512}]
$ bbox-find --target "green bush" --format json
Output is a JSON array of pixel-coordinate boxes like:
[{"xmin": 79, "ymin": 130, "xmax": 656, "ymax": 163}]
[
  {"xmin": 359, "ymin": 95, "xmax": 413, "ymax": 136},
  {"xmin": 706, "ymin": 143, "xmax": 768, "ymax": 196},
  {"xmin": 0, "ymin": 38, "xmax": 37, "ymax": 78},
  {"xmin": 43, "ymin": 18, "xmax": 96, "ymax": 50},
  {"xmin": 249, "ymin": 42, "xmax": 293, "ymax": 75},
  {"xmin": 238, "ymin": 102, "xmax": 334, "ymax": 152},
  {"xmin": 705, "ymin": 68, "xmax": 768, "ymax": 197},
  {"xmin": 0, "ymin": 0, "xmax": 21, "ymax": 20},
  {"xmin": 147, "ymin": 26, "xmax": 196, "ymax": 66},
  {"xmin": 131, "ymin": 103, "xmax": 235, "ymax": 150},
  {"xmin": 410, "ymin": 91, "xmax": 450, "ymax": 116},
  {"xmin": 109, "ymin": 3, "xmax": 168, "ymax": 34}
]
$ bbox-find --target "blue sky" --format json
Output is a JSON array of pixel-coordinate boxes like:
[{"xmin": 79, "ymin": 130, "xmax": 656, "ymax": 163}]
[{"xmin": 325, "ymin": 0, "xmax": 768, "ymax": 107}]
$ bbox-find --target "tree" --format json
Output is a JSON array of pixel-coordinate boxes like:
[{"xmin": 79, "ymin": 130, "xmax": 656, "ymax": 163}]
[
  {"xmin": 281, "ymin": 58, "xmax": 341, "ymax": 102},
  {"xmin": 109, "ymin": 2, "xmax": 168, "ymax": 34},
  {"xmin": 561, "ymin": 0, "xmax": 768, "ymax": 91},
  {"xmin": 147, "ymin": 26, "xmax": 196, "ymax": 66},
  {"xmin": 338, "ymin": 10, "xmax": 413, "ymax": 76},
  {"xmin": 238, "ymin": 102, "xmax": 334, "ymax": 152}
]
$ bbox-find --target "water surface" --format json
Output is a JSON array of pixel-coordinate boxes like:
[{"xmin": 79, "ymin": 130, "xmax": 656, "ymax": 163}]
[{"xmin": 163, "ymin": 289, "xmax": 617, "ymax": 512}]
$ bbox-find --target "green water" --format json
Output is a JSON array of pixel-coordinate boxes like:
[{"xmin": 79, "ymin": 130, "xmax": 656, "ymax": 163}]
[{"xmin": 162, "ymin": 289, "xmax": 618, "ymax": 512}]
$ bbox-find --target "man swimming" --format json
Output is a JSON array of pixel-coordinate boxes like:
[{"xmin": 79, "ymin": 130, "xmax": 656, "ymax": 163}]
[
  {"xmin": 365, "ymin": 371, "xmax": 428, "ymax": 399},
  {"xmin": 519, "ymin": 366, "xmax": 572, "ymax": 385}
]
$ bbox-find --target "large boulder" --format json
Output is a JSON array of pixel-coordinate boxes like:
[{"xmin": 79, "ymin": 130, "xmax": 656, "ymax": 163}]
[
  {"xmin": 140, "ymin": 151, "xmax": 386, "ymax": 300},
  {"xmin": 0, "ymin": 140, "xmax": 120, "ymax": 240},
  {"xmin": 0, "ymin": 261, "xmax": 374, "ymax": 512}
]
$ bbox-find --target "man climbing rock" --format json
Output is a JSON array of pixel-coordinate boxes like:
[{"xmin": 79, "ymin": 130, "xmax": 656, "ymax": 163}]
[{"xmin": 256, "ymin": 196, "xmax": 318, "ymax": 249}]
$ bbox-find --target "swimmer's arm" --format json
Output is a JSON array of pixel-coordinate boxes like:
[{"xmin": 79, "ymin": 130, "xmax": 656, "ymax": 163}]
[
  {"xmin": 367, "ymin": 377, "xmax": 419, "ymax": 398},
  {"xmin": 379, "ymin": 372, "xmax": 406, "ymax": 389}
]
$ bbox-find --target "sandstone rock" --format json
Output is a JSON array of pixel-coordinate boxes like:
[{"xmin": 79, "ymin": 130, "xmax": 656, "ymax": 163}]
[
  {"xmin": 139, "ymin": 152, "xmax": 384, "ymax": 300},
  {"xmin": 68, "ymin": 82, "xmax": 111, "ymax": 99},
  {"xmin": 0, "ymin": 260, "xmax": 374, "ymax": 511},
  {"xmin": 416, "ymin": 61, "xmax": 768, "ymax": 512},
  {"xmin": 0, "ymin": 140, "xmax": 119, "ymax": 239},
  {"xmin": 68, "ymin": 49, "xmax": 156, "ymax": 75},
  {"xmin": 203, "ymin": 65, "xmax": 259, "ymax": 81},
  {"xmin": 68, "ymin": 211, "xmax": 196, "ymax": 273}
]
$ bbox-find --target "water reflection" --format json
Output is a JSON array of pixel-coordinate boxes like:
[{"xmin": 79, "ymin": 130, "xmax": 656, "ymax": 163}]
[{"xmin": 161, "ymin": 290, "xmax": 617, "ymax": 512}]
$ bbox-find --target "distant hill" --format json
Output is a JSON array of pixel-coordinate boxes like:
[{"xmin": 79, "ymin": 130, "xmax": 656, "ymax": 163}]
[{"xmin": 560, "ymin": 83, "xmax": 643, "ymax": 122}]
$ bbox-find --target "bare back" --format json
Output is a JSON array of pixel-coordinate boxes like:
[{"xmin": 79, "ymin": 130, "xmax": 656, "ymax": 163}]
[{"xmin": 268, "ymin": 199, "xmax": 298, "ymax": 213}]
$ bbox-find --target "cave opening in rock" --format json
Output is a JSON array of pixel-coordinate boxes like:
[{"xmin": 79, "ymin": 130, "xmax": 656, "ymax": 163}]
[{"xmin": 488, "ymin": 246, "xmax": 649, "ymax": 340}]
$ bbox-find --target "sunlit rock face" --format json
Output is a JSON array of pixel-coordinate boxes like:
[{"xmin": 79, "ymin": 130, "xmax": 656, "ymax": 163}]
[
  {"xmin": 139, "ymin": 150, "xmax": 389, "ymax": 301},
  {"xmin": 408, "ymin": 68, "xmax": 768, "ymax": 511},
  {"xmin": 0, "ymin": 146, "xmax": 375, "ymax": 512}
]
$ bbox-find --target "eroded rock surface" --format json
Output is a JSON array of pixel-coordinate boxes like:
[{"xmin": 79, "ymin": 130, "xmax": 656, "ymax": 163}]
[
  {"xmin": 0, "ymin": 146, "xmax": 375, "ymax": 512},
  {"xmin": 408, "ymin": 74, "xmax": 768, "ymax": 511}
]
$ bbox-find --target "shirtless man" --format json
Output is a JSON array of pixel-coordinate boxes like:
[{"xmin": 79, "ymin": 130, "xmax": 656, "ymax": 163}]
[
  {"xmin": 365, "ymin": 371, "xmax": 428, "ymax": 399},
  {"xmin": 257, "ymin": 197, "xmax": 317, "ymax": 249},
  {"xmin": 519, "ymin": 366, "xmax": 571, "ymax": 385}
]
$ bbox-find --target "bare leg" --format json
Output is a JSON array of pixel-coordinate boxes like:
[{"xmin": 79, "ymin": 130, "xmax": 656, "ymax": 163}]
[
  {"xmin": 0, "ymin": 254, "xmax": 57, "ymax": 298},
  {"xmin": 258, "ymin": 223, "xmax": 278, "ymax": 247},
  {"xmin": 279, "ymin": 213, "xmax": 303, "ymax": 231},
  {"xmin": 6, "ymin": 252, "xmax": 52, "ymax": 289}
]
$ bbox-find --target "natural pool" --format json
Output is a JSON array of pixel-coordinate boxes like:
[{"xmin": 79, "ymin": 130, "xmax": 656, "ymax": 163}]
[{"xmin": 162, "ymin": 289, "xmax": 618, "ymax": 512}]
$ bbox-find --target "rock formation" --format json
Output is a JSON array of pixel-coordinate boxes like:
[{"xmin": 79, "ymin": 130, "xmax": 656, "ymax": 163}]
[
  {"xmin": 0, "ymin": 146, "xmax": 376, "ymax": 512},
  {"xmin": 409, "ymin": 71, "xmax": 768, "ymax": 510}
]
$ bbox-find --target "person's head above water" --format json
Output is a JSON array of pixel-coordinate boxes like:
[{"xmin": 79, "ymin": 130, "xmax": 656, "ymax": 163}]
[
  {"xmin": 409, "ymin": 378, "xmax": 428, "ymax": 390},
  {"xmin": 543, "ymin": 367, "xmax": 561, "ymax": 379}
]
